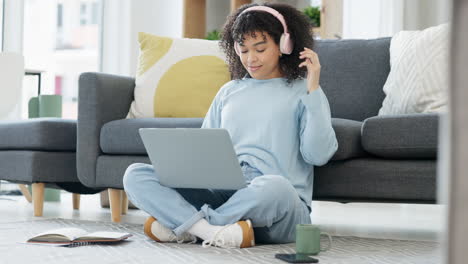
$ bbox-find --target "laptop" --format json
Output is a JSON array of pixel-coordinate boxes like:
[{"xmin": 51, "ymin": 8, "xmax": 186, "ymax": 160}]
[{"xmin": 139, "ymin": 128, "xmax": 247, "ymax": 190}]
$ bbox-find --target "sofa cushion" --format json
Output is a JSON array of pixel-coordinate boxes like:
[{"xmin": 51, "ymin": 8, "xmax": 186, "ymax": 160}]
[
  {"xmin": 0, "ymin": 118, "xmax": 76, "ymax": 151},
  {"xmin": 315, "ymin": 38, "xmax": 390, "ymax": 121},
  {"xmin": 100, "ymin": 118, "xmax": 204, "ymax": 154},
  {"xmin": 361, "ymin": 113, "xmax": 439, "ymax": 159},
  {"xmin": 101, "ymin": 117, "xmax": 367, "ymax": 160},
  {"xmin": 330, "ymin": 118, "xmax": 368, "ymax": 161}
]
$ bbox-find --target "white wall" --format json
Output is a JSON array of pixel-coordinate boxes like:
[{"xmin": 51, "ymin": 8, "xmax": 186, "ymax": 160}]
[{"xmin": 206, "ymin": 0, "xmax": 230, "ymax": 33}]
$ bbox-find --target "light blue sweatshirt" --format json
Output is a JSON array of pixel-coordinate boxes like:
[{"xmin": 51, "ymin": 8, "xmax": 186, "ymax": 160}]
[{"xmin": 201, "ymin": 77, "xmax": 338, "ymax": 206}]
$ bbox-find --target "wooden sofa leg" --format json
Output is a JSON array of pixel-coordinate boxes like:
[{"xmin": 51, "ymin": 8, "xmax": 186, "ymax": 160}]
[
  {"xmin": 108, "ymin": 188, "xmax": 122, "ymax": 222},
  {"xmin": 18, "ymin": 184, "xmax": 32, "ymax": 203},
  {"xmin": 121, "ymin": 191, "xmax": 128, "ymax": 215},
  {"xmin": 72, "ymin": 193, "xmax": 80, "ymax": 210},
  {"xmin": 32, "ymin": 183, "xmax": 45, "ymax": 217}
]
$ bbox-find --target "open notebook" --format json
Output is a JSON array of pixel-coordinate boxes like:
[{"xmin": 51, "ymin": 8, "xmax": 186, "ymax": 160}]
[{"xmin": 26, "ymin": 227, "xmax": 132, "ymax": 247}]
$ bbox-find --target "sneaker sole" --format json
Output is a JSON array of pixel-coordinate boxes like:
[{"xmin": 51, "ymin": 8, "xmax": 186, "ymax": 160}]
[
  {"xmin": 144, "ymin": 216, "xmax": 162, "ymax": 242},
  {"xmin": 239, "ymin": 219, "xmax": 255, "ymax": 248}
]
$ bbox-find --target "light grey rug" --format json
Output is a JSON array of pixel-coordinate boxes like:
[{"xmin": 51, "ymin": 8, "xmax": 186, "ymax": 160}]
[{"xmin": 0, "ymin": 218, "xmax": 441, "ymax": 264}]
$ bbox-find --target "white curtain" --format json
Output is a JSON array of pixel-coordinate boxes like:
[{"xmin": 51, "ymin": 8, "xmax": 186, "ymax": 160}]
[
  {"xmin": 342, "ymin": 0, "xmax": 451, "ymax": 39},
  {"xmin": 377, "ymin": 0, "xmax": 404, "ymax": 37},
  {"xmin": 100, "ymin": 0, "xmax": 183, "ymax": 76},
  {"xmin": 2, "ymin": 0, "xmax": 24, "ymax": 119},
  {"xmin": 2, "ymin": 0, "xmax": 24, "ymax": 53},
  {"xmin": 100, "ymin": 0, "xmax": 132, "ymax": 76}
]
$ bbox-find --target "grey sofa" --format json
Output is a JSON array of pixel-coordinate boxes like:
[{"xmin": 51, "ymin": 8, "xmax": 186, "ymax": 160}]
[{"xmin": 78, "ymin": 37, "xmax": 438, "ymax": 222}]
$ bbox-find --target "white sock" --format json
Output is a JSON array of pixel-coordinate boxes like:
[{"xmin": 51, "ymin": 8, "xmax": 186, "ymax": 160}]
[{"xmin": 187, "ymin": 218, "xmax": 224, "ymax": 241}]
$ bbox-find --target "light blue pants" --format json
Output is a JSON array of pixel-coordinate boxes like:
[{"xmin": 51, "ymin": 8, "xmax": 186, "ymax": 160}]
[{"xmin": 123, "ymin": 162, "xmax": 311, "ymax": 243}]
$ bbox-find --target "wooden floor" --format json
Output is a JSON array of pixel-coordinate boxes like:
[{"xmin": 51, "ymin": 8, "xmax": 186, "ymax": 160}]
[{"xmin": 0, "ymin": 187, "xmax": 445, "ymax": 242}]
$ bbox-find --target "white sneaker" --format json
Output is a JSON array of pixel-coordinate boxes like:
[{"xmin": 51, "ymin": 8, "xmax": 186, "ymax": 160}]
[
  {"xmin": 202, "ymin": 219, "xmax": 255, "ymax": 249},
  {"xmin": 144, "ymin": 217, "xmax": 197, "ymax": 243}
]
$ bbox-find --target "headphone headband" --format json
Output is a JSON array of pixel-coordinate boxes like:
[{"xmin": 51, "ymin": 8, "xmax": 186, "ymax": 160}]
[{"xmin": 240, "ymin": 6, "xmax": 289, "ymax": 35}]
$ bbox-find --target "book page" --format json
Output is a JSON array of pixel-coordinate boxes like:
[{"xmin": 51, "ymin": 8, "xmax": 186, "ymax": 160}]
[{"xmin": 28, "ymin": 228, "xmax": 88, "ymax": 243}]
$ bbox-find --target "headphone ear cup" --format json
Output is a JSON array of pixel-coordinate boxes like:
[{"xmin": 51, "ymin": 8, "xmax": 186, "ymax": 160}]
[
  {"xmin": 234, "ymin": 42, "xmax": 241, "ymax": 56},
  {"xmin": 279, "ymin": 33, "xmax": 294, "ymax": 55}
]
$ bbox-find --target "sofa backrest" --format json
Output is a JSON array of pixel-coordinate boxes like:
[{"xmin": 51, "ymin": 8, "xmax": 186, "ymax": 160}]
[{"xmin": 314, "ymin": 37, "xmax": 391, "ymax": 121}]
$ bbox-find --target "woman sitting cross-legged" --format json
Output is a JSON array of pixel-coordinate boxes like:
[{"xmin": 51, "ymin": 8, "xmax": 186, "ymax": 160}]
[{"xmin": 123, "ymin": 2, "xmax": 338, "ymax": 249}]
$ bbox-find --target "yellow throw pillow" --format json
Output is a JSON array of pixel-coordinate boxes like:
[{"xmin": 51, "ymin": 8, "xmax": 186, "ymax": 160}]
[{"xmin": 127, "ymin": 32, "xmax": 231, "ymax": 118}]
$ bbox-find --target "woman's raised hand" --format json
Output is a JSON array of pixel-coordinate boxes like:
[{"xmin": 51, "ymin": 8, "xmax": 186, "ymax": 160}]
[{"xmin": 299, "ymin": 47, "xmax": 321, "ymax": 93}]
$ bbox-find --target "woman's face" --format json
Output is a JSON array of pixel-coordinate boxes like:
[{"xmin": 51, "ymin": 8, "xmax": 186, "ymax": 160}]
[{"xmin": 238, "ymin": 31, "xmax": 283, "ymax": 80}]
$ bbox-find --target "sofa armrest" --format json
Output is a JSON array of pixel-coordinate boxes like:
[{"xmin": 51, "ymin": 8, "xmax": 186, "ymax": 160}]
[
  {"xmin": 362, "ymin": 113, "xmax": 439, "ymax": 159},
  {"xmin": 77, "ymin": 72, "xmax": 135, "ymax": 187}
]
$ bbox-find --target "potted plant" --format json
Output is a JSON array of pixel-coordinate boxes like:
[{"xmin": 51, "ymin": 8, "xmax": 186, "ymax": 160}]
[
  {"xmin": 206, "ymin": 30, "xmax": 221, "ymax": 40},
  {"xmin": 303, "ymin": 6, "xmax": 321, "ymax": 27}
]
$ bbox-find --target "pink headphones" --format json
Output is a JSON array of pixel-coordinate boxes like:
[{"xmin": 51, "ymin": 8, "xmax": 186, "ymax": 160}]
[{"xmin": 234, "ymin": 6, "xmax": 294, "ymax": 56}]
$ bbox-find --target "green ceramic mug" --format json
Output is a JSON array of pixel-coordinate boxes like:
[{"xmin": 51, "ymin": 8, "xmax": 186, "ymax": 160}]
[
  {"xmin": 28, "ymin": 95, "xmax": 62, "ymax": 118},
  {"xmin": 296, "ymin": 224, "xmax": 332, "ymax": 255}
]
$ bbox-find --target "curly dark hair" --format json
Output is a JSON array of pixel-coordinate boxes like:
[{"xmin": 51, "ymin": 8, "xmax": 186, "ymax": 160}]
[{"xmin": 219, "ymin": 2, "xmax": 314, "ymax": 83}]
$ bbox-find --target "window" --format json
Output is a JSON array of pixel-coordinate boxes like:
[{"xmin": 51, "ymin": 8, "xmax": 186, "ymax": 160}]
[
  {"xmin": 80, "ymin": 1, "xmax": 99, "ymax": 26},
  {"xmin": 57, "ymin": 4, "xmax": 63, "ymax": 28},
  {"xmin": 91, "ymin": 2, "xmax": 99, "ymax": 24},
  {"xmin": 23, "ymin": 0, "xmax": 102, "ymax": 119},
  {"xmin": 80, "ymin": 3, "xmax": 87, "ymax": 25}
]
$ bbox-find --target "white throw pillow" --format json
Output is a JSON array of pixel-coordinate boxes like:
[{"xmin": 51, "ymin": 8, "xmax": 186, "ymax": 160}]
[
  {"xmin": 378, "ymin": 23, "xmax": 449, "ymax": 115},
  {"xmin": 127, "ymin": 32, "xmax": 230, "ymax": 118}
]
